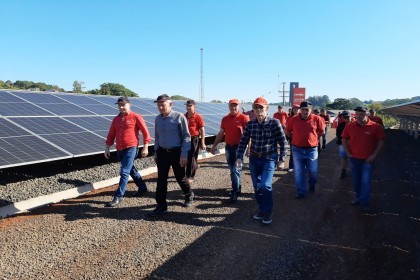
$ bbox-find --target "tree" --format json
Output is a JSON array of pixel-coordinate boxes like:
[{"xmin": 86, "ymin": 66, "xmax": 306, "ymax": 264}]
[
  {"xmin": 171, "ymin": 95, "xmax": 190, "ymax": 100},
  {"xmin": 327, "ymin": 98, "xmax": 352, "ymax": 110},
  {"xmin": 349, "ymin": 98, "xmax": 364, "ymax": 108},
  {"xmin": 85, "ymin": 83, "xmax": 138, "ymax": 97},
  {"xmin": 307, "ymin": 95, "xmax": 331, "ymax": 108},
  {"xmin": 72, "ymin": 81, "xmax": 85, "ymax": 93}
]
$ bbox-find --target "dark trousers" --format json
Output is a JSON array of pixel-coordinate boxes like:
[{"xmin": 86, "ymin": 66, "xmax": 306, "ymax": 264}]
[
  {"xmin": 186, "ymin": 136, "xmax": 200, "ymax": 178},
  {"xmin": 156, "ymin": 148, "xmax": 191, "ymax": 207}
]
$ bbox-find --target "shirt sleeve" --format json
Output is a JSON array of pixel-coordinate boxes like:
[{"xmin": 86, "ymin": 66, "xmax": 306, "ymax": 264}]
[
  {"xmin": 179, "ymin": 114, "xmax": 191, "ymax": 158},
  {"xmin": 237, "ymin": 122, "xmax": 251, "ymax": 159},
  {"xmin": 198, "ymin": 114, "xmax": 205, "ymax": 128},
  {"xmin": 274, "ymin": 120, "xmax": 287, "ymax": 161},
  {"xmin": 136, "ymin": 114, "xmax": 152, "ymax": 144},
  {"xmin": 341, "ymin": 124, "xmax": 350, "ymax": 139}
]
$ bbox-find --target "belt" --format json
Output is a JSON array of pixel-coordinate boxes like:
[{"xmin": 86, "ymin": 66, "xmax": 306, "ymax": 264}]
[
  {"xmin": 293, "ymin": 145, "xmax": 317, "ymax": 149},
  {"xmin": 226, "ymin": 144, "xmax": 239, "ymax": 148},
  {"xmin": 250, "ymin": 150, "xmax": 277, "ymax": 158},
  {"xmin": 159, "ymin": 147, "xmax": 181, "ymax": 152}
]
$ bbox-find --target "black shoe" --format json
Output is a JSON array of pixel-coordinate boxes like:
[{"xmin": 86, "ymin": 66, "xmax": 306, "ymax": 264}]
[
  {"xmin": 149, "ymin": 205, "xmax": 168, "ymax": 216},
  {"xmin": 309, "ymin": 185, "xmax": 316, "ymax": 193},
  {"xmin": 184, "ymin": 191, "xmax": 194, "ymax": 207},
  {"xmin": 132, "ymin": 188, "xmax": 148, "ymax": 197},
  {"xmin": 295, "ymin": 193, "xmax": 305, "ymax": 199},
  {"xmin": 360, "ymin": 206, "xmax": 374, "ymax": 214},
  {"xmin": 262, "ymin": 212, "xmax": 273, "ymax": 225},
  {"xmin": 238, "ymin": 185, "xmax": 242, "ymax": 195},
  {"xmin": 106, "ymin": 196, "xmax": 122, "ymax": 207},
  {"xmin": 253, "ymin": 211, "xmax": 264, "ymax": 220},
  {"xmin": 322, "ymin": 145, "xmax": 326, "ymax": 149},
  {"xmin": 340, "ymin": 170, "xmax": 346, "ymax": 179},
  {"xmin": 229, "ymin": 191, "xmax": 238, "ymax": 203}
]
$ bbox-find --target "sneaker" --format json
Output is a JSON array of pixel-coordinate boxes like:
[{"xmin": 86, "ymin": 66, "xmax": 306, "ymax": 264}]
[
  {"xmin": 132, "ymin": 188, "xmax": 148, "ymax": 197},
  {"xmin": 309, "ymin": 185, "xmax": 316, "ymax": 193},
  {"xmin": 351, "ymin": 199, "xmax": 360, "ymax": 206},
  {"xmin": 229, "ymin": 191, "xmax": 238, "ymax": 203},
  {"xmin": 322, "ymin": 145, "xmax": 326, "ymax": 149},
  {"xmin": 106, "ymin": 196, "xmax": 122, "ymax": 207},
  {"xmin": 288, "ymin": 169, "xmax": 294, "ymax": 172},
  {"xmin": 184, "ymin": 191, "xmax": 194, "ymax": 207},
  {"xmin": 262, "ymin": 212, "xmax": 273, "ymax": 224},
  {"xmin": 149, "ymin": 205, "xmax": 168, "ymax": 216},
  {"xmin": 253, "ymin": 211, "xmax": 264, "ymax": 220}
]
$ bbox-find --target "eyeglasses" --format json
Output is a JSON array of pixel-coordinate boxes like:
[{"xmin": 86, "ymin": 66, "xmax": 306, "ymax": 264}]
[
  {"xmin": 252, "ymin": 105, "xmax": 264, "ymax": 110},
  {"xmin": 229, "ymin": 104, "xmax": 238, "ymax": 107}
]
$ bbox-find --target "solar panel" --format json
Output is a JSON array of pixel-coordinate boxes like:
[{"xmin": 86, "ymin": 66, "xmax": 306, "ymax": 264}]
[
  {"xmin": 0, "ymin": 136, "xmax": 70, "ymax": 168},
  {"xmin": 0, "ymin": 90, "xmax": 240, "ymax": 168}
]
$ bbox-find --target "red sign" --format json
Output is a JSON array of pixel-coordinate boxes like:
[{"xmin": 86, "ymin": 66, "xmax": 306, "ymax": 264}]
[{"xmin": 293, "ymin": 88, "xmax": 306, "ymax": 107}]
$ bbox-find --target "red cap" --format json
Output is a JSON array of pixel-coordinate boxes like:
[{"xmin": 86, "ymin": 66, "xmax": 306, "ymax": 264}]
[
  {"xmin": 253, "ymin": 97, "xmax": 268, "ymax": 106},
  {"xmin": 292, "ymin": 105, "xmax": 300, "ymax": 109},
  {"xmin": 229, "ymin": 99, "xmax": 240, "ymax": 104}
]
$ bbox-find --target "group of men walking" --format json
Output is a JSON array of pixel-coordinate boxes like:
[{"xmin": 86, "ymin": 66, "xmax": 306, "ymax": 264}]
[{"xmin": 104, "ymin": 95, "xmax": 385, "ymax": 224}]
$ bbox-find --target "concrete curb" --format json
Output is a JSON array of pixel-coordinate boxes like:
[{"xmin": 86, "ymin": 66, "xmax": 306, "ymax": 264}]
[{"xmin": 0, "ymin": 150, "xmax": 224, "ymax": 218}]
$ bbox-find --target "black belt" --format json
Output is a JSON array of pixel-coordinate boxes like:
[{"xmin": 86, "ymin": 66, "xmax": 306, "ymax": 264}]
[
  {"xmin": 226, "ymin": 144, "xmax": 239, "ymax": 148},
  {"xmin": 293, "ymin": 145, "xmax": 317, "ymax": 149},
  {"xmin": 159, "ymin": 147, "xmax": 181, "ymax": 152},
  {"xmin": 250, "ymin": 150, "xmax": 277, "ymax": 158}
]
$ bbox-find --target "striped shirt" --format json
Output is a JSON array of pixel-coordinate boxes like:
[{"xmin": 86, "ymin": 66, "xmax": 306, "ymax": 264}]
[{"xmin": 236, "ymin": 117, "xmax": 287, "ymax": 161}]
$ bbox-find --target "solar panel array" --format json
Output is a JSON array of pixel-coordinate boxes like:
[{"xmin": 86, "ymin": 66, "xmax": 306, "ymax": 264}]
[{"xmin": 1, "ymin": 90, "xmax": 283, "ymax": 169}]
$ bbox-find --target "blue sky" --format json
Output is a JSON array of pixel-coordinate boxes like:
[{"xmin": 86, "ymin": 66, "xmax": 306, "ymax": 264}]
[{"xmin": 1, "ymin": 0, "xmax": 419, "ymax": 104}]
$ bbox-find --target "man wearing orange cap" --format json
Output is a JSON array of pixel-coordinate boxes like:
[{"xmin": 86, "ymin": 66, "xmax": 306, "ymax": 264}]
[
  {"xmin": 236, "ymin": 97, "xmax": 287, "ymax": 224},
  {"xmin": 210, "ymin": 99, "xmax": 250, "ymax": 202}
]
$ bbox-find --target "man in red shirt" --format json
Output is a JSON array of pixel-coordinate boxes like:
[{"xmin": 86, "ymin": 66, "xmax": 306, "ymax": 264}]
[
  {"xmin": 285, "ymin": 101, "xmax": 325, "ymax": 199},
  {"xmin": 342, "ymin": 106, "xmax": 385, "ymax": 213},
  {"xmin": 368, "ymin": 109, "xmax": 384, "ymax": 128},
  {"xmin": 105, "ymin": 96, "xmax": 152, "ymax": 207},
  {"xmin": 185, "ymin": 99, "xmax": 206, "ymax": 182},
  {"xmin": 273, "ymin": 105, "xmax": 288, "ymax": 129},
  {"xmin": 210, "ymin": 99, "xmax": 250, "ymax": 202}
]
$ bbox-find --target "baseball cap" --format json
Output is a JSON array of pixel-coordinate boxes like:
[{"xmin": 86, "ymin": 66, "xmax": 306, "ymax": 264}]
[
  {"xmin": 185, "ymin": 99, "xmax": 196, "ymax": 106},
  {"xmin": 313, "ymin": 109, "xmax": 320, "ymax": 114},
  {"xmin": 154, "ymin": 94, "xmax": 170, "ymax": 103},
  {"xmin": 354, "ymin": 106, "xmax": 369, "ymax": 112},
  {"xmin": 292, "ymin": 105, "xmax": 300, "ymax": 109},
  {"xmin": 115, "ymin": 96, "xmax": 130, "ymax": 104},
  {"xmin": 299, "ymin": 101, "xmax": 312, "ymax": 108},
  {"xmin": 341, "ymin": 110, "xmax": 350, "ymax": 117},
  {"xmin": 229, "ymin": 99, "xmax": 240, "ymax": 104},
  {"xmin": 369, "ymin": 109, "xmax": 375, "ymax": 113},
  {"xmin": 253, "ymin": 97, "xmax": 268, "ymax": 106}
]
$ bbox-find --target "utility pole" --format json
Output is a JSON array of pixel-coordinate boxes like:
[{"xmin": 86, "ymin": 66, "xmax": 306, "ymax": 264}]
[
  {"xmin": 277, "ymin": 75, "xmax": 289, "ymax": 106},
  {"xmin": 200, "ymin": 48, "xmax": 204, "ymax": 102}
]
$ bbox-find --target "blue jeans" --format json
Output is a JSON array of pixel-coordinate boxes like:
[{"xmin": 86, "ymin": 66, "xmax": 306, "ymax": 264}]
[
  {"xmin": 115, "ymin": 147, "xmax": 147, "ymax": 197},
  {"xmin": 349, "ymin": 158, "xmax": 373, "ymax": 206},
  {"xmin": 225, "ymin": 145, "xmax": 242, "ymax": 192},
  {"xmin": 249, "ymin": 153, "xmax": 277, "ymax": 213},
  {"xmin": 292, "ymin": 146, "xmax": 318, "ymax": 195}
]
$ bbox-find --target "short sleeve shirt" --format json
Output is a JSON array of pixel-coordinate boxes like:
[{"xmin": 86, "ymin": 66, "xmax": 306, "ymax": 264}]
[
  {"xmin": 273, "ymin": 112, "xmax": 288, "ymax": 127},
  {"xmin": 285, "ymin": 114, "xmax": 325, "ymax": 147},
  {"xmin": 185, "ymin": 112, "xmax": 205, "ymax": 137},
  {"xmin": 221, "ymin": 113, "xmax": 250, "ymax": 145},
  {"xmin": 341, "ymin": 119, "xmax": 385, "ymax": 160}
]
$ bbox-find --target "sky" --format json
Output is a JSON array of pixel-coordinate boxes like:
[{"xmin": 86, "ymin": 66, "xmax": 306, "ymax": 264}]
[{"xmin": 1, "ymin": 0, "xmax": 419, "ymax": 104}]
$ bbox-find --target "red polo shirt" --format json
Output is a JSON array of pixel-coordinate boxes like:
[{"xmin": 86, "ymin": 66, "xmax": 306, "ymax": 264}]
[
  {"xmin": 320, "ymin": 114, "xmax": 330, "ymax": 124},
  {"xmin": 273, "ymin": 112, "xmax": 288, "ymax": 127},
  {"xmin": 341, "ymin": 119, "xmax": 385, "ymax": 160},
  {"xmin": 106, "ymin": 111, "xmax": 152, "ymax": 150},
  {"xmin": 221, "ymin": 112, "xmax": 249, "ymax": 145},
  {"xmin": 285, "ymin": 114, "xmax": 325, "ymax": 147},
  {"xmin": 185, "ymin": 112, "xmax": 205, "ymax": 137},
  {"xmin": 369, "ymin": 115, "xmax": 384, "ymax": 126}
]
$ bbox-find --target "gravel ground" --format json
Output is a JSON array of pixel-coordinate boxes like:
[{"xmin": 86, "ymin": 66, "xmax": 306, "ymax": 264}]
[{"xmin": 0, "ymin": 130, "xmax": 419, "ymax": 279}]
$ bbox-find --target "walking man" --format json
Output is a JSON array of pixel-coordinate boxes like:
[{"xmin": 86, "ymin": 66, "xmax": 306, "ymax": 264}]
[
  {"xmin": 319, "ymin": 108, "xmax": 331, "ymax": 149},
  {"xmin": 236, "ymin": 97, "xmax": 287, "ymax": 224},
  {"xmin": 210, "ymin": 99, "xmax": 250, "ymax": 202},
  {"xmin": 151, "ymin": 94, "xmax": 194, "ymax": 216},
  {"xmin": 342, "ymin": 106, "xmax": 385, "ymax": 213},
  {"xmin": 184, "ymin": 99, "xmax": 206, "ymax": 182},
  {"xmin": 285, "ymin": 101, "xmax": 325, "ymax": 199},
  {"xmin": 105, "ymin": 96, "xmax": 152, "ymax": 207},
  {"xmin": 273, "ymin": 105, "xmax": 288, "ymax": 130}
]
